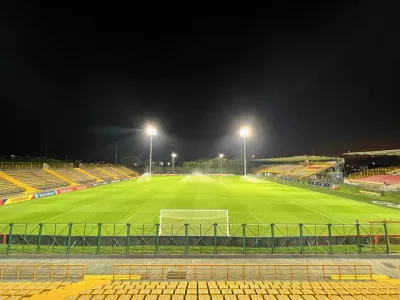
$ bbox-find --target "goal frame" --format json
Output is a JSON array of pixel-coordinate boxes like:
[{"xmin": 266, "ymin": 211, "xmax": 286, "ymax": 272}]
[{"xmin": 159, "ymin": 209, "xmax": 229, "ymax": 236}]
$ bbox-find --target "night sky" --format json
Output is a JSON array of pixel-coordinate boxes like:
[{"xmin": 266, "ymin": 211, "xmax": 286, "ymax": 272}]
[{"xmin": 1, "ymin": 2, "xmax": 400, "ymax": 162}]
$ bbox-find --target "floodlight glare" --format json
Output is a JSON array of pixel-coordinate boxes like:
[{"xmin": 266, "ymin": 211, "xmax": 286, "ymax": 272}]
[
  {"xmin": 171, "ymin": 152, "xmax": 177, "ymax": 158},
  {"xmin": 239, "ymin": 126, "xmax": 250, "ymax": 137},
  {"xmin": 146, "ymin": 126, "xmax": 157, "ymax": 136},
  {"xmin": 219, "ymin": 153, "xmax": 224, "ymax": 158}
]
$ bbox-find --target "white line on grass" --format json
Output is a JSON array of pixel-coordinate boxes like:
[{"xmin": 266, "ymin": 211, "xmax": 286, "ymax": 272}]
[
  {"xmin": 286, "ymin": 200, "xmax": 345, "ymax": 224},
  {"xmin": 41, "ymin": 198, "xmax": 107, "ymax": 223},
  {"xmin": 250, "ymin": 212, "xmax": 265, "ymax": 224},
  {"xmin": 123, "ymin": 212, "xmax": 139, "ymax": 223}
]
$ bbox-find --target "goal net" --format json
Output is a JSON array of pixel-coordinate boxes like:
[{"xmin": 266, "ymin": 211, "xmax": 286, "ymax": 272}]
[{"xmin": 159, "ymin": 209, "xmax": 229, "ymax": 236}]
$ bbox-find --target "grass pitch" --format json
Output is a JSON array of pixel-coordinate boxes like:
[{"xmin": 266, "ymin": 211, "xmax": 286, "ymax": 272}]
[{"xmin": 0, "ymin": 175, "xmax": 398, "ymax": 226}]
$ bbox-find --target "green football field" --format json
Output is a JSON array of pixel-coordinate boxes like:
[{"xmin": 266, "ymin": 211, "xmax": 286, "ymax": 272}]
[{"xmin": 0, "ymin": 175, "xmax": 398, "ymax": 228}]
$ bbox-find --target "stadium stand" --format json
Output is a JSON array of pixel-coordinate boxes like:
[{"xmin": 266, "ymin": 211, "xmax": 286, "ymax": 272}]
[
  {"xmin": 103, "ymin": 167, "xmax": 128, "ymax": 178},
  {"xmin": 352, "ymin": 175, "xmax": 400, "ymax": 185},
  {"xmin": 0, "ymin": 177, "xmax": 25, "ymax": 197},
  {"xmin": 2, "ymin": 263, "xmax": 400, "ymax": 300},
  {"xmin": 80, "ymin": 167, "xmax": 115, "ymax": 181},
  {"xmin": 51, "ymin": 168, "xmax": 96, "ymax": 184},
  {"xmin": 4, "ymin": 170, "xmax": 70, "ymax": 191},
  {"xmin": 255, "ymin": 165, "xmax": 301, "ymax": 174},
  {"xmin": 284, "ymin": 164, "xmax": 333, "ymax": 179}
]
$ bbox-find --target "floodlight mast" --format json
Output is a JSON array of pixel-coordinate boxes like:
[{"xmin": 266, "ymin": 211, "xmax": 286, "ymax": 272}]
[
  {"xmin": 219, "ymin": 153, "xmax": 224, "ymax": 175},
  {"xmin": 239, "ymin": 126, "xmax": 250, "ymax": 175},
  {"xmin": 171, "ymin": 152, "xmax": 177, "ymax": 174},
  {"xmin": 146, "ymin": 126, "xmax": 157, "ymax": 175}
]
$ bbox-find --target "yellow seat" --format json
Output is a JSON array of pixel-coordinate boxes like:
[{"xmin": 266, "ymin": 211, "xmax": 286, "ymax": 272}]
[
  {"xmin": 238, "ymin": 296, "xmax": 251, "ymax": 300},
  {"xmin": 222, "ymin": 290, "xmax": 233, "ymax": 295},
  {"xmin": 267, "ymin": 289, "xmax": 279, "ymax": 296},
  {"xmin": 225, "ymin": 295, "xmax": 237, "ymax": 300},
  {"xmin": 289, "ymin": 296, "xmax": 303, "ymax": 300},
  {"xmin": 175, "ymin": 289, "xmax": 186, "ymax": 295},
  {"xmin": 199, "ymin": 289, "xmax": 209, "ymax": 295},
  {"xmin": 233, "ymin": 290, "xmax": 244, "ymax": 295},
  {"xmin": 187, "ymin": 289, "xmax": 197, "ymax": 295},
  {"xmin": 77, "ymin": 296, "xmax": 92, "ymax": 300},
  {"xmin": 185, "ymin": 296, "xmax": 197, "ymax": 300},
  {"xmin": 210, "ymin": 289, "xmax": 221, "ymax": 295},
  {"xmin": 172, "ymin": 296, "xmax": 184, "ymax": 300},
  {"xmin": 104, "ymin": 289, "xmax": 116, "ymax": 295},
  {"xmin": 152, "ymin": 290, "xmax": 163, "ymax": 295},
  {"xmin": 119, "ymin": 296, "xmax": 133, "ymax": 300},
  {"xmin": 251, "ymin": 296, "xmax": 264, "ymax": 300},
  {"xmin": 159, "ymin": 296, "xmax": 171, "ymax": 300},
  {"xmin": 212, "ymin": 296, "xmax": 224, "ymax": 300},
  {"xmin": 116, "ymin": 289, "xmax": 127, "ymax": 295},
  {"xmin": 146, "ymin": 295, "xmax": 158, "ymax": 300},
  {"xmin": 140, "ymin": 290, "xmax": 151, "ymax": 295},
  {"xmin": 164, "ymin": 290, "xmax": 175, "ymax": 295},
  {"xmin": 199, "ymin": 296, "xmax": 211, "ymax": 300},
  {"xmin": 104, "ymin": 295, "xmax": 118, "ymax": 300},
  {"xmin": 91, "ymin": 296, "xmax": 106, "ymax": 300},
  {"xmin": 263, "ymin": 296, "xmax": 276, "ymax": 300},
  {"xmin": 276, "ymin": 296, "xmax": 290, "ymax": 300}
]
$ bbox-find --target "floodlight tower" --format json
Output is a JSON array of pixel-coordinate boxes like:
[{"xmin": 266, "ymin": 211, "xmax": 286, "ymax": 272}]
[
  {"xmin": 219, "ymin": 153, "xmax": 224, "ymax": 175},
  {"xmin": 171, "ymin": 152, "xmax": 177, "ymax": 174},
  {"xmin": 239, "ymin": 126, "xmax": 251, "ymax": 175},
  {"xmin": 146, "ymin": 125, "xmax": 157, "ymax": 175}
]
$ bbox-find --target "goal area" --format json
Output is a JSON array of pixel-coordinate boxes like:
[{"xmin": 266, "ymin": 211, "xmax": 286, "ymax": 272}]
[{"xmin": 159, "ymin": 209, "xmax": 229, "ymax": 236}]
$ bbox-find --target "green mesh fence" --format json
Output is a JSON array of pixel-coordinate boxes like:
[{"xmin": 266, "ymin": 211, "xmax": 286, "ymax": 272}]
[{"xmin": 0, "ymin": 222, "xmax": 395, "ymax": 255}]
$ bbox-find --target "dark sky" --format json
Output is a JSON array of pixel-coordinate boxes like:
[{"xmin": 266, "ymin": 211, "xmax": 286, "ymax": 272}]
[{"xmin": 1, "ymin": 2, "xmax": 400, "ymax": 162}]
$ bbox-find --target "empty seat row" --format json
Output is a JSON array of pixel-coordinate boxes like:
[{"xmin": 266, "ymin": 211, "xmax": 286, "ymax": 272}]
[
  {"xmin": 55, "ymin": 169, "xmax": 96, "ymax": 183},
  {"xmin": 0, "ymin": 177, "xmax": 24, "ymax": 197},
  {"xmin": 4, "ymin": 170, "xmax": 69, "ymax": 190}
]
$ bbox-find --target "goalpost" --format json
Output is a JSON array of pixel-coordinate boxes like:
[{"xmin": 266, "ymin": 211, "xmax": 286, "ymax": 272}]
[{"xmin": 159, "ymin": 209, "xmax": 229, "ymax": 236}]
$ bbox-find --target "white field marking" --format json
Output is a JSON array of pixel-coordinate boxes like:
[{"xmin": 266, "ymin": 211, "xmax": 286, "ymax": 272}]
[
  {"xmin": 178, "ymin": 175, "xmax": 216, "ymax": 183},
  {"xmin": 250, "ymin": 212, "xmax": 265, "ymax": 224},
  {"xmin": 286, "ymin": 200, "xmax": 345, "ymax": 224},
  {"xmin": 41, "ymin": 198, "xmax": 108, "ymax": 223},
  {"xmin": 123, "ymin": 211, "xmax": 139, "ymax": 223}
]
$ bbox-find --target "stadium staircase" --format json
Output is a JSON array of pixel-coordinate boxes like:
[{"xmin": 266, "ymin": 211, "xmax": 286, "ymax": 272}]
[
  {"xmin": 0, "ymin": 171, "xmax": 36, "ymax": 194},
  {"xmin": 80, "ymin": 167, "xmax": 114, "ymax": 181},
  {"xmin": 52, "ymin": 169, "xmax": 96, "ymax": 184},
  {"xmin": 2, "ymin": 264, "xmax": 400, "ymax": 300},
  {"xmin": 44, "ymin": 168, "xmax": 78, "ymax": 186},
  {"xmin": 97, "ymin": 168, "xmax": 119, "ymax": 180},
  {"xmin": 75, "ymin": 168, "xmax": 103, "ymax": 182}
]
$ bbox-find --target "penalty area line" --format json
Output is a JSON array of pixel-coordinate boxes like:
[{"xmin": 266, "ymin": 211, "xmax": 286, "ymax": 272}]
[
  {"xmin": 250, "ymin": 212, "xmax": 266, "ymax": 225},
  {"xmin": 123, "ymin": 211, "xmax": 139, "ymax": 223}
]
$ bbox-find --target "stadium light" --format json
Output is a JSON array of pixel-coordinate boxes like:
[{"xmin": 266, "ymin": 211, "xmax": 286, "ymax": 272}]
[
  {"xmin": 171, "ymin": 152, "xmax": 177, "ymax": 174},
  {"xmin": 239, "ymin": 126, "xmax": 251, "ymax": 175},
  {"xmin": 146, "ymin": 125, "xmax": 157, "ymax": 175},
  {"xmin": 219, "ymin": 153, "xmax": 224, "ymax": 174}
]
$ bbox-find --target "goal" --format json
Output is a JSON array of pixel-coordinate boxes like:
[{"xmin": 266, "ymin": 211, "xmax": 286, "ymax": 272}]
[{"xmin": 159, "ymin": 209, "xmax": 229, "ymax": 236}]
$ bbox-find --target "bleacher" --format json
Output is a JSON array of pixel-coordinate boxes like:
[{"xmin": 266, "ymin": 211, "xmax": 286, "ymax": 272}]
[
  {"xmin": 4, "ymin": 170, "xmax": 70, "ymax": 190},
  {"xmin": 352, "ymin": 175, "xmax": 400, "ymax": 186},
  {"xmin": 80, "ymin": 168, "xmax": 114, "ymax": 181},
  {"xmin": 102, "ymin": 167, "xmax": 125, "ymax": 178},
  {"xmin": 117, "ymin": 166, "xmax": 139, "ymax": 177},
  {"xmin": 284, "ymin": 164, "xmax": 333, "ymax": 179},
  {"xmin": 54, "ymin": 169, "xmax": 96, "ymax": 184},
  {"xmin": 0, "ymin": 177, "xmax": 25, "ymax": 197},
  {"xmin": 2, "ymin": 264, "xmax": 400, "ymax": 300},
  {"xmin": 258, "ymin": 165, "xmax": 301, "ymax": 174}
]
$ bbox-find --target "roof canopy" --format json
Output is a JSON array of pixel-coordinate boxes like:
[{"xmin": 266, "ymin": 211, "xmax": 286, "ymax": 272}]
[
  {"xmin": 343, "ymin": 149, "xmax": 400, "ymax": 156},
  {"xmin": 251, "ymin": 156, "xmax": 339, "ymax": 163}
]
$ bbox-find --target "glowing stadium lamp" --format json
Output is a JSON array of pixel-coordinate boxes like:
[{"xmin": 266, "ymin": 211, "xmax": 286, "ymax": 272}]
[
  {"xmin": 171, "ymin": 152, "xmax": 177, "ymax": 174},
  {"xmin": 146, "ymin": 125, "xmax": 157, "ymax": 175},
  {"xmin": 239, "ymin": 126, "xmax": 251, "ymax": 175},
  {"xmin": 219, "ymin": 153, "xmax": 224, "ymax": 174}
]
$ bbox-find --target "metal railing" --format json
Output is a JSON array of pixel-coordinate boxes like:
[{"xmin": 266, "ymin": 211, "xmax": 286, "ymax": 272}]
[
  {"xmin": 0, "ymin": 221, "xmax": 398, "ymax": 255},
  {"xmin": 113, "ymin": 264, "xmax": 373, "ymax": 281},
  {"xmin": 0, "ymin": 264, "xmax": 85, "ymax": 281}
]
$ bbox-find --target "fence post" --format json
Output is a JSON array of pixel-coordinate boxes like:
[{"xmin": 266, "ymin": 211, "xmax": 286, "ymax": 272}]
[
  {"xmin": 7, "ymin": 223, "xmax": 13, "ymax": 255},
  {"xmin": 126, "ymin": 223, "xmax": 131, "ymax": 255},
  {"xmin": 356, "ymin": 220, "xmax": 361, "ymax": 254},
  {"xmin": 383, "ymin": 222, "xmax": 390, "ymax": 254},
  {"xmin": 155, "ymin": 223, "xmax": 160, "ymax": 255},
  {"xmin": 96, "ymin": 223, "xmax": 102, "ymax": 255},
  {"xmin": 299, "ymin": 223, "xmax": 304, "ymax": 254},
  {"xmin": 213, "ymin": 223, "xmax": 217, "ymax": 255},
  {"xmin": 184, "ymin": 224, "xmax": 189, "ymax": 255},
  {"xmin": 271, "ymin": 223, "xmax": 275, "ymax": 254},
  {"xmin": 242, "ymin": 224, "xmax": 246, "ymax": 255},
  {"xmin": 36, "ymin": 223, "xmax": 43, "ymax": 254},
  {"xmin": 328, "ymin": 223, "xmax": 333, "ymax": 254},
  {"xmin": 66, "ymin": 223, "xmax": 73, "ymax": 254}
]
